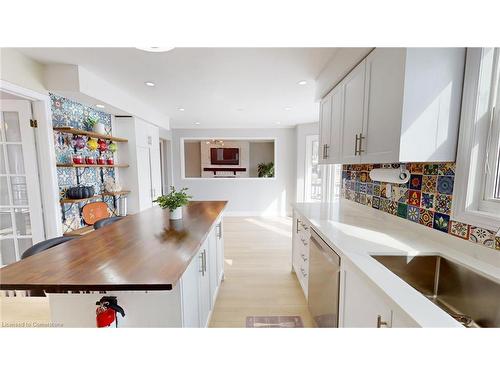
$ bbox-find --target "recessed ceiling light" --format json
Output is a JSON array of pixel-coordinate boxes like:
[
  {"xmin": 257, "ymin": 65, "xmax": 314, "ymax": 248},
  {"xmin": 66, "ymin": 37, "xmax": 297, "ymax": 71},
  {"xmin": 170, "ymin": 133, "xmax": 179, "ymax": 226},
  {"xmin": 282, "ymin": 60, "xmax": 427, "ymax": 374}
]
[
  {"xmin": 297, "ymin": 80, "xmax": 307, "ymax": 85},
  {"xmin": 145, "ymin": 81, "xmax": 155, "ymax": 87},
  {"xmin": 95, "ymin": 104, "xmax": 105, "ymax": 109},
  {"xmin": 178, "ymin": 107, "xmax": 185, "ymax": 112},
  {"xmin": 136, "ymin": 47, "xmax": 175, "ymax": 53},
  {"xmin": 276, "ymin": 121, "xmax": 281, "ymax": 125},
  {"xmin": 195, "ymin": 122, "xmax": 200, "ymax": 125},
  {"xmin": 236, "ymin": 108, "xmax": 244, "ymax": 112},
  {"xmin": 284, "ymin": 107, "xmax": 291, "ymax": 111}
]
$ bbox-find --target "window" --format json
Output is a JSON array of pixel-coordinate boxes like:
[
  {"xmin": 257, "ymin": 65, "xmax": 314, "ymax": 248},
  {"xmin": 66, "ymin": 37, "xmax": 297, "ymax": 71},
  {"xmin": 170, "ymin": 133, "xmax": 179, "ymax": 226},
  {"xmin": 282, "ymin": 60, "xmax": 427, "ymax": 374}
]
[
  {"xmin": 453, "ymin": 48, "xmax": 500, "ymax": 231},
  {"xmin": 304, "ymin": 135, "xmax": 322, "ymax": 201}
]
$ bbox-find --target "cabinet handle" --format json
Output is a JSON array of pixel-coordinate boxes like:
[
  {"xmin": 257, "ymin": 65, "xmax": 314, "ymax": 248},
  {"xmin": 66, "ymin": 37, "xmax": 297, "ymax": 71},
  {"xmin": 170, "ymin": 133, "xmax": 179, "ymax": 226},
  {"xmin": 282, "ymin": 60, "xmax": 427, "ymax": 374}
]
[
  {"xmin": 300, "ymin": 267, "xmax": 307, "ymax": 277},
  {"xmin": 301, "ymin": 254, "xmax": 308, "ymax": 262},
  {"xmin": 376, "ymin": 315, "xmax": 389, "ymax": 328},
  {"xmin": 216, "ymin": 223, "xmax": 222, "ymax": 239},
  {"xmin": 324, "ymin": 144, "xmax": 329, "ymax": 159},
  {"xmin": 301, "ymin": 238, "xmax": 308, "ymax": 246},
  {"xmin": 199, "ymin": 252, "xmax": 205, "ymax": 276},
  {"xmin": 357, "ymin": 133, "xmax": 365, "ymax": 155},
  {"xmin": 203, "ymin": 250, "xmax": 207, "ymax": 274},
  {"xmin": 296, "ymin": 219, "xmax": 301, "ymax": 234}
]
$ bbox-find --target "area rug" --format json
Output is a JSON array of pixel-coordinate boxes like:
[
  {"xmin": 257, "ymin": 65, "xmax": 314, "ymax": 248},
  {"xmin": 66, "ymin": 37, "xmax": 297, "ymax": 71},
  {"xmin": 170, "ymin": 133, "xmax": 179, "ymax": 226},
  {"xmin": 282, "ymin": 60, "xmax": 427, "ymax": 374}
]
[{"xmin": 245, "ymin": 316, "xmax": 303, "ymax": 328}]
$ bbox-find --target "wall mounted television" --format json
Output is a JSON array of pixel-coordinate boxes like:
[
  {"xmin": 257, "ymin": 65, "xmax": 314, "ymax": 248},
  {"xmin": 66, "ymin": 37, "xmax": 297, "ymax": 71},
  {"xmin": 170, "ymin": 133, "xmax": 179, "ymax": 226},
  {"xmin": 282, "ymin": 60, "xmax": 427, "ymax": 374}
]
[{"xmin": 210, "ymin": 147, "xmax": 239, "ymax": 165}]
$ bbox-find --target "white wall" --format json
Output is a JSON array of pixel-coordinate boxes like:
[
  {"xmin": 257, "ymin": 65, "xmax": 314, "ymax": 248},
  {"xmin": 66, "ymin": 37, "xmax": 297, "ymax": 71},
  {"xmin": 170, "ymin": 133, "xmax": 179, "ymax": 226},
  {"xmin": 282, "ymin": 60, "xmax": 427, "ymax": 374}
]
[
  {"xmin": 315, "ymin": 48, "xmax": 373, "ymax": 100},
  {"xmin": 172, "ymin": 128, "xmax": 296, "ymax": 216},
  {"xmin": 0, "ymin": 48, "xmax": 47, "ymax": 94},
  {"xmin": 295, "ymin": 123, "xmax": 319, "ymax": 201}
]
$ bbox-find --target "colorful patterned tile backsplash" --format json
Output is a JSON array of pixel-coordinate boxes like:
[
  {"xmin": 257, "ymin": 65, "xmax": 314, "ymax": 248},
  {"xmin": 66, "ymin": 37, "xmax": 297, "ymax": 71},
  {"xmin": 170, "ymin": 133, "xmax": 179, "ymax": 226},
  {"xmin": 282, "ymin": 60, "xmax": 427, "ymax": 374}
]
[
  {"xmin": 342, "ymin": 163, "xmax": 500, "ymax": 252},
  {"xmin": 51, "ymin": 93, "xmax": 116, "ymax": 233}
]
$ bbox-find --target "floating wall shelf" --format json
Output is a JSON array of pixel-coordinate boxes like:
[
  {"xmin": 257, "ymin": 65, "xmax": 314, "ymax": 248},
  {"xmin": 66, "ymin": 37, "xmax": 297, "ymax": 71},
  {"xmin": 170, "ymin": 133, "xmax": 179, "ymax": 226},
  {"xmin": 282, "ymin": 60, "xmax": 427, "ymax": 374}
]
[
  {"xmin": 53, "ymin": 127, "xmax": 128, "ymax": 143},
  {"xmin": 56, "ymin": 163, "xmax": 130, "ymax": 168},
  {"xmin": 60, "ymin": 191, "xmax": 130, "ymax": 204}
]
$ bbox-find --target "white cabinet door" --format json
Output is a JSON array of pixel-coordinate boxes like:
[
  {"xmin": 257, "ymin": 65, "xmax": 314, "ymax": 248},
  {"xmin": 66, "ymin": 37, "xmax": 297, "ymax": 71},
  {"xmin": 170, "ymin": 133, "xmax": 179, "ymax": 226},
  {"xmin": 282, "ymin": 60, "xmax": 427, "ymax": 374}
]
[
  {"xmin": 147, "ymin": 125, "xmax": 162, "ymax": 201},
  {"xmin": 136, "ymin": 146, "xmax": 153, "ymax": 211},
  {"xmin": 318, "ymin": 93, "xmax": 332, "ymax": 164},
  {"xmin": 329, "ymin": 85, "xmax": 344, "ymax": 164},
  {"xmin": 208, "ymin": 227, "xmax": 218, "ymax": 307},
  {"xmin": 215, "ymin": 220, "xmax": 224, "ymax": 283},
  {"xmin": 341, "ymin": 61, "xmax": 366, "ymax": 164},
  {"xmin": 181, "ymin": 248, "xmax": 202, "ymax": 327},
  {"xmin": 361, "ymin": 48, "xmax": 406, "ymax": 163},
  {"xmin": 198, "ymin": 239, "xmax": 212, "ymax": 327},
  {"xmin": 342, "ymin": 263, "xmax": 392, "ymax": 328}
]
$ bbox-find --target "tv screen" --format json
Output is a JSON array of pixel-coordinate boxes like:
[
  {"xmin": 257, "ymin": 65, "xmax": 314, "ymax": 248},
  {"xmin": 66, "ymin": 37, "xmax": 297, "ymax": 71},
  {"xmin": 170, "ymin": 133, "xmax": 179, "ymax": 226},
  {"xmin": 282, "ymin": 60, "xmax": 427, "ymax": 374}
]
[{"xmin": 210, "ymin": 148, "xmax": 239, "ymax": 165}]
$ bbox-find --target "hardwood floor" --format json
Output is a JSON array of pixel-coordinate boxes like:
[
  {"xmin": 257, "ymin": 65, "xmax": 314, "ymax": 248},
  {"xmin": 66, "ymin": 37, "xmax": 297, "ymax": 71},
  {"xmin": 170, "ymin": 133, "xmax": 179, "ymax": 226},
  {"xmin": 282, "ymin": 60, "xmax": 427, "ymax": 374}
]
[
  {"xmin": 0, "ymin": 216, "xmax": 312, "ymax": 328},
  {"xmin": 209, "ymin": 216, "xmax": 313, "ymax": 327}
]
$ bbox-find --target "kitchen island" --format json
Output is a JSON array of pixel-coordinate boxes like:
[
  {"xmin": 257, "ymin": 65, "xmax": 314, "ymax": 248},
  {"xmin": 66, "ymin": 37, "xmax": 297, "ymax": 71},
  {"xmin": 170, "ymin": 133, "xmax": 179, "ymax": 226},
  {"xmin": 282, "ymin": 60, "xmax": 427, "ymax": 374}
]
[{"xmin": 0, "ymin": 201, "xmax": 227, "ymax": 327}]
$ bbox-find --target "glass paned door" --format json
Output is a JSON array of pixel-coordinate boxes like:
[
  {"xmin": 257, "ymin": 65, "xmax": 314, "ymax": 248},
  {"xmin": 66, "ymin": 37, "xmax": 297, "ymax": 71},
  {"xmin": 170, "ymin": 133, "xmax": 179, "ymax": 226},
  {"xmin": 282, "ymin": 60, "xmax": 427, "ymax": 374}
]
[
  {"xmin": 0, "ymin": 100, "xmax": 44, "ymax": 265},
  {"xmin": 304, "ymin": 135, "xmax": 323, "ymax": 202}
]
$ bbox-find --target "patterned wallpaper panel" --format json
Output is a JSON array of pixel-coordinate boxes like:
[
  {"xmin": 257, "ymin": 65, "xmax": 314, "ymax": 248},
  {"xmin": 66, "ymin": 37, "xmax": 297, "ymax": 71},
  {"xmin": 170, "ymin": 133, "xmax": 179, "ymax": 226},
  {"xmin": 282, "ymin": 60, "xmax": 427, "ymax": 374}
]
[
  {"xmin": 51, "ymin": 93, "xmax": 116, "ymax": 232},
  {"xmin": 341, "ymin": 163, "xmax": 500, "ymax": 251}
]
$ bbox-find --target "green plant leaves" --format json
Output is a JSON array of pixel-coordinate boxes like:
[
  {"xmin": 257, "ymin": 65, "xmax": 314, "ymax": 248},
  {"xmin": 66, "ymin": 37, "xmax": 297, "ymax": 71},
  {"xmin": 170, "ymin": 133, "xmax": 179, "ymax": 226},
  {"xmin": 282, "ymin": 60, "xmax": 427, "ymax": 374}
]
[{"xmin": 153, "ymin": 186, "xmax": 192, "ymax": 211}]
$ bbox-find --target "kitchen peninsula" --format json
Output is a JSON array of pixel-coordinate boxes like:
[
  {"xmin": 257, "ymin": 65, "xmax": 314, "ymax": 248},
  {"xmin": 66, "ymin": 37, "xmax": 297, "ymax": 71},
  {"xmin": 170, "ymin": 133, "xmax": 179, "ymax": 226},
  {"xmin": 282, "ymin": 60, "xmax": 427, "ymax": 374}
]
[{"xmin": 0, "ymin": 201, "xmax": 227, "ymax": 327}]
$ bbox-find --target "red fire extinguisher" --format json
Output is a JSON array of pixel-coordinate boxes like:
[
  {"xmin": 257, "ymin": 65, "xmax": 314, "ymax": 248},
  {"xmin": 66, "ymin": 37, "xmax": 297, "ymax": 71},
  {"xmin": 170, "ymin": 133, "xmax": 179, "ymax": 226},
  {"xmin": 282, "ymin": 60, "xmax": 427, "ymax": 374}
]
[{"xmin": 96, "ymin": 296, "xmax": 125, "ymax": 328}]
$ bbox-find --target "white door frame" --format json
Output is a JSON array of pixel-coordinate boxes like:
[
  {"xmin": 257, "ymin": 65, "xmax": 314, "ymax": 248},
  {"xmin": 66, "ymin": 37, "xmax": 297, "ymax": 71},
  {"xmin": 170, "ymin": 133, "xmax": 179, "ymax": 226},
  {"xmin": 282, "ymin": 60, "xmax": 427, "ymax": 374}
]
[{"xmin": 0, "ymin": 80, "xmax": 62, "ymax": 238}]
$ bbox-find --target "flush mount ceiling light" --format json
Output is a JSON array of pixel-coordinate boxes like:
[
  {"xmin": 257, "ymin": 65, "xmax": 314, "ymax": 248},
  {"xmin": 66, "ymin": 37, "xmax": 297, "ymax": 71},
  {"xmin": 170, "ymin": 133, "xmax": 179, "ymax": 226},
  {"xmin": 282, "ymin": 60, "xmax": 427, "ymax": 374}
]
[
  {"xmin": 276, "ymin": 121, "xmax": 281, "ymax": 125},
  {"xmin": 178, "ymin": 107, "xmax": 185, "ymax": 112},
  {"xmin": 297, "ymin": 80, "xmax": 307, "ymax": 85},
  {"xmin": 195, "ymin": 122, "xmax": 201, "ymax": 125},
  {"xmin": 95, "ymin": 104, "xmax": 105, "ymax": 109},
  {"xmin": 236, "ymin": 108, "xmax": 244, "ymax": 112},
  {"xmin": 145, "ymin": 81, "xmax": 155, "ymax": 87},
  {"xmin": 135, "ymin": 47, "xmax": 175, "ymax": 53},
  {"xmin": 284, "ymin": 107, "xmax": 291, "ymax": 111}
]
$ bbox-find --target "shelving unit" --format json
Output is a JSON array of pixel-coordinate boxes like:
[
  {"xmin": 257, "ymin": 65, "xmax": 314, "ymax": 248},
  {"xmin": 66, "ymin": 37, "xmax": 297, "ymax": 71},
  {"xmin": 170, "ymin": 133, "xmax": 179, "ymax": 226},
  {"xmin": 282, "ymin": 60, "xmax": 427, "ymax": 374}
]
[
  {"xmin": 56, "ymin": 163, "xmax": 129, "ymax": 168},
  {"xmin": 54, "ymin": 126, "xmax": 131, "ymax": 235},
  {"xmin": 53, "ymin": 127, "xmax": 128, "ymax": 143}
]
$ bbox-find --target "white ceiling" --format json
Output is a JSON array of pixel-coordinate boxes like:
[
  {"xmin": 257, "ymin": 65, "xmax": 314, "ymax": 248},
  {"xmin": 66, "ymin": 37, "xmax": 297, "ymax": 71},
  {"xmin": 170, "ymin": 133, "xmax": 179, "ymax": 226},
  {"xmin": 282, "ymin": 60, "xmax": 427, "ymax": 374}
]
[{"xmin": 18, "ymin": 48, "xmax": 336, "ymax": 129}]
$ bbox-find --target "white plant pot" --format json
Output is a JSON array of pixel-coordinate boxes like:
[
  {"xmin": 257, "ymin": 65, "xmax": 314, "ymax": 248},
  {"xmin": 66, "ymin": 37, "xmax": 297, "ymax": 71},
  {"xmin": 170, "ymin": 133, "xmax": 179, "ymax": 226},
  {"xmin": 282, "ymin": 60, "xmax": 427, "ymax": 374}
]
[
  {"xmin": 170, "ymin": 207, "xmax": 183, "ymax": 220},
  {"xmin": 94, "ymin": 122, "xmax": 107, "ymax": 135}
]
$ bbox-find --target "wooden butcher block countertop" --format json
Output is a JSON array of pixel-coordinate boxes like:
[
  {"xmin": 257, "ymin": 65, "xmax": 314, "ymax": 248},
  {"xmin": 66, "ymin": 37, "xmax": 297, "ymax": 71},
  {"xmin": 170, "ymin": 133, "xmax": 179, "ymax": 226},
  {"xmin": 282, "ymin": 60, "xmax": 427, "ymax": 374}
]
[{"xmin": 0, "ymin": 201, "xmax": 227, "ymax": 292}]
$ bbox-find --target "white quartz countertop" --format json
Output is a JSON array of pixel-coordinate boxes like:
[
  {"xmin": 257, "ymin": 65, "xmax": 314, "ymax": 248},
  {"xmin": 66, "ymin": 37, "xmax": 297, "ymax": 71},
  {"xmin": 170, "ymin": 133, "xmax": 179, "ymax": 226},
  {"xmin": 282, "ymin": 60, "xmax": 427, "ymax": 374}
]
[{"xmin": 293, "ymin": 200, "xmax": 500, "ymax": 328}]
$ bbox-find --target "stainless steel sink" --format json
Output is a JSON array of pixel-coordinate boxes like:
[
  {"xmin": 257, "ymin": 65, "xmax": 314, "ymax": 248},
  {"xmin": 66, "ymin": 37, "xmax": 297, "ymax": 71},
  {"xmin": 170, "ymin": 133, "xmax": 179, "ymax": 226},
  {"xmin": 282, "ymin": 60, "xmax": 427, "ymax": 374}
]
[{"xmin": 371, "ymin": 255, "xmax": 500, "ymax": 328}]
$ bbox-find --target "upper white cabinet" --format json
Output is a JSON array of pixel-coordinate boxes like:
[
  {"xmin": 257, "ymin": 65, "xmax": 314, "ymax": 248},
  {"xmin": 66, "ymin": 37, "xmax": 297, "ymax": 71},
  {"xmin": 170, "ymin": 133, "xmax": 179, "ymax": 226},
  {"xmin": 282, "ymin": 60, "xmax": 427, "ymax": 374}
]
[{"xmin": 318, "ymin": 48, "xmax": 466, "ymax": 164}]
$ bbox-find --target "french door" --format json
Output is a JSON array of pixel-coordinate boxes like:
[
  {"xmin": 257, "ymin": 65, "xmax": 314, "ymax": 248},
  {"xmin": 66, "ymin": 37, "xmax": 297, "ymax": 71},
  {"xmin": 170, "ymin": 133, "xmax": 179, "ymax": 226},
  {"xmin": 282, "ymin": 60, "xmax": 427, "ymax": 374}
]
[{"xmin": 0, "ymin": 100, "xmax": 44, "ymax": 265}]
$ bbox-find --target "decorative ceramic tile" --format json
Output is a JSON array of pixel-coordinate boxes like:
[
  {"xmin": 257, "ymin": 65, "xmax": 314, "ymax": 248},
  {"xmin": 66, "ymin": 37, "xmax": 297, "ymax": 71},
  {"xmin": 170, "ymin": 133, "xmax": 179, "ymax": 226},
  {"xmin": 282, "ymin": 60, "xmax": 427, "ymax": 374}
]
[
  {"xmin": 366, "ymin": 195, "xmax": 372, "ymax": 207},
  {"xmin": 388, "ymin": 201, "xmax": 398, "ymax": 215},
  {"xmin": 407, "ymin": 205, "xmax": 420, "ymax": 223},
  {"xmin": 437, "ymin": 176, "xmax": 454, "ymax": 195},
  {"xmin": 422, "ymin": 175, "xmax": 437, "ymax": 193},
  {"xmin": 380, "ymin": 198, "xmax": 390, "ymax": 213},
  {"xmin": 424, "ymin": 164, "xmax": 439, "ymax": 175},
  {"xmin": 409, "ymin": 174, "xmax": 423, "ymax": 190},
  {"xmin": 420, "ymin": 193, "xmax": 435, "ymax": 210},
  {"xmin": 433, "ymin": 213, "xmax": 450, "ymax": 233},
  {"xmin": 469, "ymin": 227, "xmax": 495, "ymax": 248},
  {"xmin": 496, "ymin": 237, "xmax": 500, "ymax": 250},
  {"xmin": 419, "ymin": 209, "xmax": 434, "ymax": 227},
  {"xmin": 438, "ymin": 162, "xmax": 455, "ymax": 176},
  {"xmin": 435, "ymin": 194, "xmax": 452, "ymax": 215},
  {"xmin": 392, "ymin": 186, "xmax": 408, "ymax": 203},
  {"xmin": 366, "ymin": 183, "xmax": 374, "ymax": 196},
  {"xmin": 450, "ymin": 221, "xmax": 469, "ymax": 239},
  {"xmin": 408, "ymin": 190, "xmax": 421, "ymax": 207},
  {"xmin": 397, "ymin": 203, "xmax": 408, "ymax": 218},
  {"xmin": 342, "ymin": 162, "xmax": 497, "ymax": 252},
  {"xmin": 407, "ymin": 162, "xmax": 424, "ymax": 174},
  {"xmin": 360, "ymin": 193, "xmax": 367, "ymax": 205},
  {"xmin": 355, "ymin": 192, "xmax": 361, "ymax": 203}
]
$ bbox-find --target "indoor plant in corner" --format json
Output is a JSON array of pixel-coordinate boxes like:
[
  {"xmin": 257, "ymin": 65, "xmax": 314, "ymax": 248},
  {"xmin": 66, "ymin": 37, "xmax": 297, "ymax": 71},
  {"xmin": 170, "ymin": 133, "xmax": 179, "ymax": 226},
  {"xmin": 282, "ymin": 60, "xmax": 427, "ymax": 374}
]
[
  {"xmin": 153, "ymin": 186, "xmax": 192, "ymax": 220},
  {"xmin": 258, "ymin": 162, "xmax": 275, "ymax": 178}
]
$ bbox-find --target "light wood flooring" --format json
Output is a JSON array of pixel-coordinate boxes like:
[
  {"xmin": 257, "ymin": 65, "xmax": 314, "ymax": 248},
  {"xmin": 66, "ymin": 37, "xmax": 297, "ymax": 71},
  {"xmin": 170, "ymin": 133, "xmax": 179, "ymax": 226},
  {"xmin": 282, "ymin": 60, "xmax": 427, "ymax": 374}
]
[
  {"xmin": 0, "ymin": 217, "xmax": 312, "ymax": 328},
  {"xmin": 209, "ymin": 216, "xmax": 313, "ymax": 327}
]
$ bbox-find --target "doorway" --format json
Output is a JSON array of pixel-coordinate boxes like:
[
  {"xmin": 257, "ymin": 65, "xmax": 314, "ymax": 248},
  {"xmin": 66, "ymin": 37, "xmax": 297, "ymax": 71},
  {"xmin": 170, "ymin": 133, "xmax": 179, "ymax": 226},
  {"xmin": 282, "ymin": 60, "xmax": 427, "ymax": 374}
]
[{"xmin": 0, "ymin": 99, "xmax": 45, "ymax": 265}]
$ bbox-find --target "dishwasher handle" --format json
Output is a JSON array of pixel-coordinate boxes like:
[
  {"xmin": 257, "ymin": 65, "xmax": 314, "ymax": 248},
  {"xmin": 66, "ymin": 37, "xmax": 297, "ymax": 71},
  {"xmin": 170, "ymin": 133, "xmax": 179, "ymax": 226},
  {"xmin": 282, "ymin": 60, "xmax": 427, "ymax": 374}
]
[{"xmin": 310, "ymin": 229, "xmax": 341, "ymax": 266}]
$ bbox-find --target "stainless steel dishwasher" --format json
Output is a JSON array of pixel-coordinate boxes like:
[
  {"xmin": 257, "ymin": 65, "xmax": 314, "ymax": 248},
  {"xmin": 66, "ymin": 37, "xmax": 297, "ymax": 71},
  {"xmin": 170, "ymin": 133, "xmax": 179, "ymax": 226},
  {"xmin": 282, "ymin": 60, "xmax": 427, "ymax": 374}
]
[{"xmin": 308, "ymin": 229, "xmax": 341, "ymax": 327}]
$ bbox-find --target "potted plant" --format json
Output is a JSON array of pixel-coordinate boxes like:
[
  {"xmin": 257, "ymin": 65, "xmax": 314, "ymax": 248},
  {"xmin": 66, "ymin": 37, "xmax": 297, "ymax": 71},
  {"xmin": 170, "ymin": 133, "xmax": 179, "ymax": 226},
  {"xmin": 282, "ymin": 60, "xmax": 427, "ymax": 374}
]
[
  {"xmin": 258, "ymin": 162, "xmax": 275, "ymax": 178},
  {"xmin": 153, "ymin": 186, "xmax": 192, "ymax": 220},
  {"xmin": 83, "ymin": 115, "xmax": 106, "ymax": 134}
]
